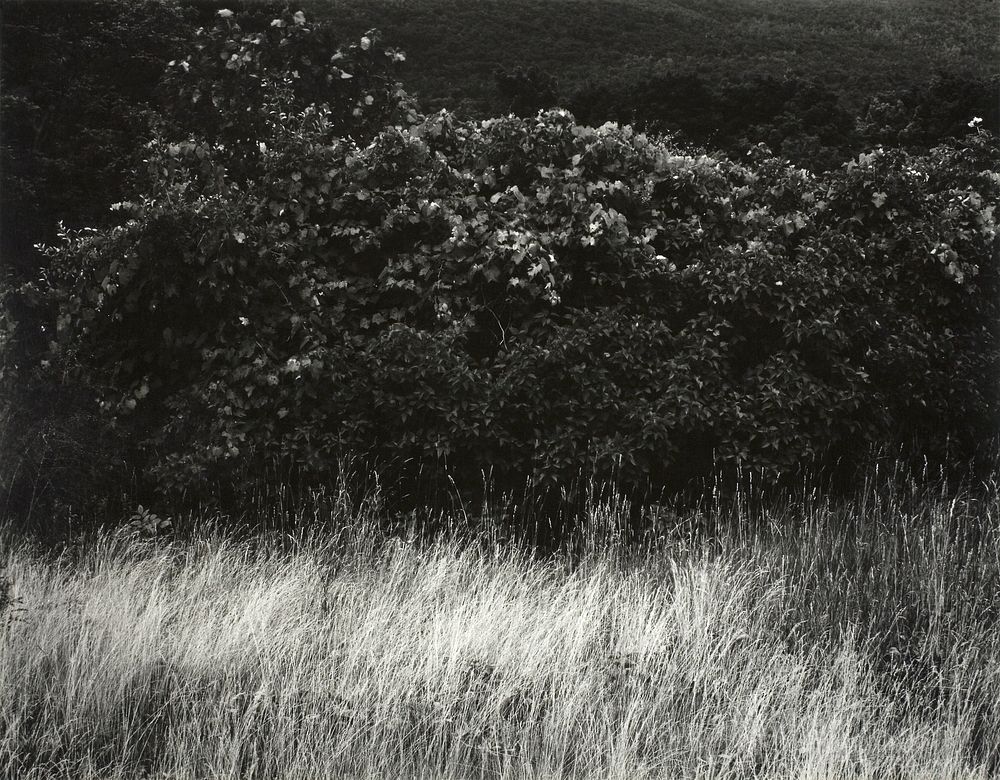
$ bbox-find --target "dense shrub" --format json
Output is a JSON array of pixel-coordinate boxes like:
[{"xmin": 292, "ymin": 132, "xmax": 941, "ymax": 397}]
[{"xmin": 30, "ymin": 10, "xmax": 1000, "ymax": 505}]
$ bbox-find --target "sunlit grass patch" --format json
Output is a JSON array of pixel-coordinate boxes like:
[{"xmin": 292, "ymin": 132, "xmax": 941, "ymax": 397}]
[{"xmin": 2, "ymin": 480, "xmax": 998, "ymax": 778}]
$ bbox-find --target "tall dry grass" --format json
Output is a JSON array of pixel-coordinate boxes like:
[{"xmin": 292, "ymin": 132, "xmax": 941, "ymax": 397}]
[{"xmin": 1, "ymin": 477, "xmax": 998, "ymax": 778}]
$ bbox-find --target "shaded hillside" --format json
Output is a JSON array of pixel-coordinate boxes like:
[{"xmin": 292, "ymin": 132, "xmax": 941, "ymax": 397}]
[{"xmin": 309, "ymin": 0, "xmax": 996, "ymax": 114}]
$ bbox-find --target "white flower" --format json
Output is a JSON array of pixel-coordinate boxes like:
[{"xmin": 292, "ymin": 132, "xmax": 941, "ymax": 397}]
[
  {"xmin": 217, "ymin": 8, "xmax": 233, "ymax": 18},
  {"xmin": 360, "ymin": 36, "xmax": 372, "ymax": 51},
  {"xmin": 969, "ymin": 116, "xmax": 984, "ymax": 128},
  {"xmin": 293, "ymin": 11, "xmax": 306, "ymax": 25}
]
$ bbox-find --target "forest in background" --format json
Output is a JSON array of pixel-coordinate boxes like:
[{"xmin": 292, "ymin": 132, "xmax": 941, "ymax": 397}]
[{"xmin": 313, "ymin": 0, "xmax": 996, "ymax": 113}]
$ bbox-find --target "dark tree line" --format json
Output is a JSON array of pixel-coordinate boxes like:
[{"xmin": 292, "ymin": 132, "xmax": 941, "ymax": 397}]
[{"xmin": 510, "ymin": 70, "xmax": 998, "ymax": 172}]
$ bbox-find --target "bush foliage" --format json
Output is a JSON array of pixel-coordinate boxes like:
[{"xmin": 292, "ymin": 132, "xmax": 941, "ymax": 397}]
[{"xmin": 25, "ymin": 10, "xmax": 1000, "ymax": 501}]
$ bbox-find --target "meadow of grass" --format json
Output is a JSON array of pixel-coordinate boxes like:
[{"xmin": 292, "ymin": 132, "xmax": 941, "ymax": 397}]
[
  {"xmin": 2, "ymin": 473, "xmax": 999, "ymax": 778},
  {"xmin": 312, "ymin": 0, "xmax": 997, "ymax": 114}
]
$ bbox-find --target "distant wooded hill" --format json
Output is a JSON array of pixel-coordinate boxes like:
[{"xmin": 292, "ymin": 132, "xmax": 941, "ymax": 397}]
[{"xmin": 307, "ymin": 0, "xmax": 997, "ymax": 115}]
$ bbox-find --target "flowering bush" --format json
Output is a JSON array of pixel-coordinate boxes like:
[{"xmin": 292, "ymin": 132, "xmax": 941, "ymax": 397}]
[{"xmin": 35, "ymin": 10, "xmax": 1000, "ymax": 498}]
